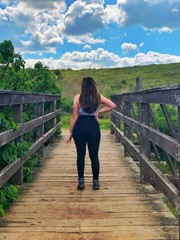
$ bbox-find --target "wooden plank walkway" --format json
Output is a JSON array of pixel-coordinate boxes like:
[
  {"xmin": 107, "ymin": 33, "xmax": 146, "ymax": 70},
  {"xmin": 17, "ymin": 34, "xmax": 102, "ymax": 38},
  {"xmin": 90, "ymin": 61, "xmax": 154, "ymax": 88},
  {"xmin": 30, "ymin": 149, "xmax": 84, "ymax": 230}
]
[{"xmin": 0, "ymin": 130, "xmax": 179, "ymax": 240}]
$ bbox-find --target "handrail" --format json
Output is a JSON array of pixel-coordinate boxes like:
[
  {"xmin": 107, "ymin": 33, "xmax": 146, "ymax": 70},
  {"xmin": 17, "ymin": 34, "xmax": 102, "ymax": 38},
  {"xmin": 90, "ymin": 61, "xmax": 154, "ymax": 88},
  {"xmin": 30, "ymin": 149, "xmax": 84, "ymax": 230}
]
[
  {"xmin": 0, "ymin": 90, "xmax": 61, "ymax": 187},
  {"xmin": 110, "ymin": 84, "xmax": 180, "ymax": 212}
]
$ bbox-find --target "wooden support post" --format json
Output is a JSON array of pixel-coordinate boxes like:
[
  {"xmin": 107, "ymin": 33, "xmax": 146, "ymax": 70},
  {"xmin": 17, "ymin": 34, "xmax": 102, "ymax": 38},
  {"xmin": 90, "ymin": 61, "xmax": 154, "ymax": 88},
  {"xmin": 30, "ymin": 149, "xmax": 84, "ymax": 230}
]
[
  {"xmin": 56, "ymin": 99, "xmax": 61, "ymax": 124},
  {"xmin": 136, "ymin": 77, "xmax": 142, "ymax": 90},
  {"xmin": 140, "ymin": 103, "xmax": 151, "ymax": 184},
  {"xmin": 177, "ymin": 106, "xmax": 180, "ymax": 213},
  {"xmin": 115, "ymin": 116, "xmax": 121, "ymax": 143},
  {"xmin": 49, "ymin": 101, "xmax": 55, "ymax": 143},
  {"xmin": 110, "ymin": 112, "xmax": 115, "ymax": 134},
  {"xmin": 12, "ymin": 104, "xmax": 23, "ymax": 186},
  {"xmin": 124, "ymin": 102, "xmax": 131, "ymax": 157},
  {"xmin": 35, "ymin": 102, "xmax": 44, "ymax": 161},
  {"xmin": 110, "ymin": 96, "xmax": 115, "ymax": 135}
]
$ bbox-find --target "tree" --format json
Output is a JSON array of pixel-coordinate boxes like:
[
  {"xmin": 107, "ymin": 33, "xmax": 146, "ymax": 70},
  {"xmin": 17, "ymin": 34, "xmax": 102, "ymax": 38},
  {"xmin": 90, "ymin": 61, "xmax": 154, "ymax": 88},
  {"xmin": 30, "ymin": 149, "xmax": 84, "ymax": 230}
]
[
  {"xmin": 0, "ymin": 40, "xmax": 26, "ymax": 82},
  {"xmin": 32, "ymin": 61, "xmax": 61, "ymax": 94},
  {"xmin": 0, "ymin": 40, "xmax": 15, "ymax": 81},
  {"xmin": 14, "ymin": 54, "xmax": 25, "ymax": 72}
]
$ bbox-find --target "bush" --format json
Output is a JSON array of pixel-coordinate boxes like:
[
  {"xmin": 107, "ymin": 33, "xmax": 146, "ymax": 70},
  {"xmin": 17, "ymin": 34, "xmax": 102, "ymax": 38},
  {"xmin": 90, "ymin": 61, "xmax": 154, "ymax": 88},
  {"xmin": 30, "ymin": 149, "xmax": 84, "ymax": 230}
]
[
  {"xmin": 61, "ymin": 97, "xmax": 73, "ymax": 113},
  {"xmin": 0, "ymin": 184, "xmax": 19, "ymax": 217}
]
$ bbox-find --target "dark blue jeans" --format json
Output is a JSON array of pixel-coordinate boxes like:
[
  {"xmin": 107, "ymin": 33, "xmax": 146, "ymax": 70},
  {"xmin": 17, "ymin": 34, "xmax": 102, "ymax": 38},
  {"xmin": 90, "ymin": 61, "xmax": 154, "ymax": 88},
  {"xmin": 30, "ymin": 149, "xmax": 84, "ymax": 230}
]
[{"xmin": 73, "ymin": 115, "xmax": 101, "ymax": 180}]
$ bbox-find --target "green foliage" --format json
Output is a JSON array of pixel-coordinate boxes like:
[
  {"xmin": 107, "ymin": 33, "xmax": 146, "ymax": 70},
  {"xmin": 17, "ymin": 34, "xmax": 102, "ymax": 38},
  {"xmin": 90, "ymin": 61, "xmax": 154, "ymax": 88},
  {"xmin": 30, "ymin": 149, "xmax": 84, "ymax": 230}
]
[
  {"xmin": 60, "ymin": 113, "xmax": 71, "ymax": 128},
  {"xmin": 3, "ymin": 184, "xmax": 19, "ymax": 202},
  {"xmin": 53, "ymin": 69, "xmax": 62, "ymax": 77},
  {"xmin": 1, "ymin": 141, "xmax": 18, "ymax": 166},
  {"xmin": 58, "ymin": 63, "xmax": 180, "ymax": 107},
  {"xmin": 0, "ymin": 40, "xmax": 26, "ymax": 84},
  {"xmin": 162, "ymin": 197, "xmax": 179, "ymax": 218},
  {"xmin": 14, "ymin": 54, "xmax": 25, "ymax": 71},
  {"xmin": 0, "ymin": 40, "xmax": 62, "ymax": 217},
  {"xmin": 2, "ymin": 69, "xmax": 33, "ymax": 91},
  {"xmin": 0, "ymin": 205, "xmax": 4, "ymax": 217},
  {"xmin": 23, "ymin": 157, "xmax": 35, "ymax": 182},
  {"xmin": 31, "ymin": 62, "xmax": 61, "ymax": 94},
  {"xmin": 61, "ymin": 113, "xmax": 111, "ymax": 130},
  {"xmin": 23, "ymin": 153, "xmax": 43, "ymax": 182},
  {"xmin": 55, "ymin": 126, "xmax": 62, "ymax": 137},
  {"xmin": 99, "ymin": 118, "xmax": 111, "ymax": 129},
  {"xmin": 61, "ymin": 97, "xmax": 73, "ymax": 113},
  {"xmin": 0, "ymin": 140, "xmax": 30, "ymax": 169},
  {"xmin": 0, "ymin": 110, "xmax": 18, "ymax": 132},
  {"xmin": 153, "ymin": 105, "xmax": 177, "ymax": 137},
  {"xmin": 0, "ymin": 184, "xmax": 19, "ymax": 216},
  {"xmin": 0, "ymin": 40, "xmax": 14, "ymax": 64}
]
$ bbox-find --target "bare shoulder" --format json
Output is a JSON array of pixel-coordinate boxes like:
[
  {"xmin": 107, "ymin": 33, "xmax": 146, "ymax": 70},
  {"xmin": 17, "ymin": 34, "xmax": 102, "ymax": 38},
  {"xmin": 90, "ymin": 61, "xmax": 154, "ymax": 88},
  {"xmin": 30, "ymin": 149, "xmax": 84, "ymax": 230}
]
[
  {"xmin": 100, "ymin": 94, "xmax": 110, "ymax": 103},
  {"xmin": 100, "ymin": 94, "xmax": 116, "ymax": 108},
  {"xmin": 73, "ymin": 94, "xmax": 80, "ymax": 105}
]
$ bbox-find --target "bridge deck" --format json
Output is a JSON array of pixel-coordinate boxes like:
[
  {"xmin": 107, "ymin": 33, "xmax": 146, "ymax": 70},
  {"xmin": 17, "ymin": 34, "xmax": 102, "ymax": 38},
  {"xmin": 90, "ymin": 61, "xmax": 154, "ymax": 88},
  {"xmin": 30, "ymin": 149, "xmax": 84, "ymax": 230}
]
[{"xmin": 0, "ymin": 130, "xmax": 179, "ymax": 240}]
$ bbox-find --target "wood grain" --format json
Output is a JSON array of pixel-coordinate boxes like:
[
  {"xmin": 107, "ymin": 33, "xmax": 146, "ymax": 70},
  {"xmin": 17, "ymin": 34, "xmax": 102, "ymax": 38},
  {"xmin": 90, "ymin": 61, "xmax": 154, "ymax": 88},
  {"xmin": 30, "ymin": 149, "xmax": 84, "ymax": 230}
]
[{"xmin": 0, "ymin": 130, "xmax": 178, "ymax": 240}]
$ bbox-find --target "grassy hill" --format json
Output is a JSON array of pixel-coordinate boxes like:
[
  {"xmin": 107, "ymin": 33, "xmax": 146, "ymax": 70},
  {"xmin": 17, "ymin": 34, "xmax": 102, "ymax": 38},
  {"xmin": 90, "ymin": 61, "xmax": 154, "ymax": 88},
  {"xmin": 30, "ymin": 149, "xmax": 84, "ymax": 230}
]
[{"xmin": 56, "ymin": 63, "xmax": 180, "ymax": 101}]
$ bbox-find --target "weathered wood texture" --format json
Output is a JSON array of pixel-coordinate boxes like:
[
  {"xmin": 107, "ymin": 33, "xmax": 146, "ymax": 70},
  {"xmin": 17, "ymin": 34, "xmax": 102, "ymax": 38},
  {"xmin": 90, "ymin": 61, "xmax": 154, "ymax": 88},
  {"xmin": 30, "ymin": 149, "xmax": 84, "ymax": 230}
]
[
  {"xmin": 0, "ymin": 91, "xmax": 61, "ymax": 187},
  {"xmin": 111, "ymin": 85, "xmax": 180, "ymax": 212},
  {"xmin": 0, "ymin": 130, "xmax": 178, "ymax": 240}
]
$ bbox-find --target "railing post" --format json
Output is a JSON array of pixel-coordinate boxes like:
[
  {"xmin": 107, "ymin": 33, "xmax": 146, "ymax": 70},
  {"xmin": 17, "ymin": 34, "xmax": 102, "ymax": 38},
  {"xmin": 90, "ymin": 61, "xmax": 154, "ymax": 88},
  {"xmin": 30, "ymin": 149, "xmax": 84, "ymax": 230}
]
[
  {"xmin": 136, "ymin": 77, "xmax": 142, "ymax": 90},
  {"xmin": 115, "ymin": 116, "xmax": 121, "ymax": 143},
  {"xmin": 35, "ymin": 102, "xmax": 44, "ymax": 161},
  {"xmin": 124, "ymin": 101, "xmax": 131, "ymax": 157},
  {"xmin": 49, "ymin": 101, "xmax": 55, "ymax": 143},
  {"xmin": 178, "ymin": 106, "xmax": 180, "ymax": 213},
  {"xmin": 140, "ymin": 102, "xmax": 151, "ymax": 184},
  {"xmin": 110, "ymin": 113, "xmax": 115, "ymax": 134},
  {"xmin": 110, "ymin": 96, "xmax": 115, "ymax": 135},
  {"xmin": 56, "ymin": 99, "xmax": 61, "ymax": 125},
  {"xmin": 12, "ymin": 104, "xmax": 23, "ymax": 185}
]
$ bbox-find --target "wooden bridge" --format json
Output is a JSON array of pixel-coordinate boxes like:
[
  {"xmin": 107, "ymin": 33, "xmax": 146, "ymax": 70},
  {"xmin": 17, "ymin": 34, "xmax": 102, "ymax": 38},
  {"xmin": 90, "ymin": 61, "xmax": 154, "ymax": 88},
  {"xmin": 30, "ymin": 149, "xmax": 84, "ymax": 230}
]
[{"xmin": 0, "ymin": 87, "xmax": 179, "ymax": 240}]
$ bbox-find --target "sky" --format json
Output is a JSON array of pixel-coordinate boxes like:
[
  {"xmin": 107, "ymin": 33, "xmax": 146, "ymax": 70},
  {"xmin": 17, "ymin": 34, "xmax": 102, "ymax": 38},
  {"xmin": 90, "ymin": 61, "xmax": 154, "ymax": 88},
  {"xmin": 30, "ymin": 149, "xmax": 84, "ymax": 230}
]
[{"xmin": 0, "ymin": 0, "xmax": 180, "ymax": 70}]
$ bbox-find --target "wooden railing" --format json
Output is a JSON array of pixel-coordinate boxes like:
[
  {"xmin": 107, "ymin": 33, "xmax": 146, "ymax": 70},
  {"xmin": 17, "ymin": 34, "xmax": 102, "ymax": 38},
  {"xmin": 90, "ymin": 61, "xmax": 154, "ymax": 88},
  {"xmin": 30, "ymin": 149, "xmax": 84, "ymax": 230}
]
[
  {"xmin": 110, "ymin": 85, "xmax": 180, "ymax": 211},
  {"xmin": 0, "ymin": 90, "xmax": 61, "ymax": 188}
]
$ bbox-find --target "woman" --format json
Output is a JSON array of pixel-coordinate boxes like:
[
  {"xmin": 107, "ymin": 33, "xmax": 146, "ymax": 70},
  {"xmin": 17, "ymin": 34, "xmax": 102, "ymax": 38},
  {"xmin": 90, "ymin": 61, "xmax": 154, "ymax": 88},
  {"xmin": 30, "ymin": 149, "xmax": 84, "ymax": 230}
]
[{"xmin": 67, "ymin": 77, "xmax": 116, "ymax": 190}]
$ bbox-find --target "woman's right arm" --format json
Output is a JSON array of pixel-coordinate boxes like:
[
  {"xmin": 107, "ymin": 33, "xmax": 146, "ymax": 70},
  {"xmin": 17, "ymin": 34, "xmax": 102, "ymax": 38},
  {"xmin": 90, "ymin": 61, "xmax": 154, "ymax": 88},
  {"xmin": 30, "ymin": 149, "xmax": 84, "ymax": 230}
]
[
  {"xmin": 98, "ymin": 94, "xmax": 116, "ymax": 115},
  {"xmin": 67, "ymin": 95, "xmax": 79, "ymax": 144}
]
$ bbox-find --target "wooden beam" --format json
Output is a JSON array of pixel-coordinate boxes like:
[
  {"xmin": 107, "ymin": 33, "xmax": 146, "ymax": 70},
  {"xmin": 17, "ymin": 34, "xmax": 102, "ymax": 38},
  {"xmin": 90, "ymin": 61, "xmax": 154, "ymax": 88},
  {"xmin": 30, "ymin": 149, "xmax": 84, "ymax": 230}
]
[
  {"xmin": 111, "ymin": 122, "xmax": 179, "ymax": 211},
  {"xmin": 112, "ymin": 110, "xmax": 179, "ymax": 161}
]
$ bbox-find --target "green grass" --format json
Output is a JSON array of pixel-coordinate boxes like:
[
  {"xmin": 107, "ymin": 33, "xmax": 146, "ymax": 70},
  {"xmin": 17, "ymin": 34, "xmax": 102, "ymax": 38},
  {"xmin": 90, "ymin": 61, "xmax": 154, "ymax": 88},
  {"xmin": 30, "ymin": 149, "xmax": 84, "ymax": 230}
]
[
  {"xmin": 162, "ymin": 197, "xmax": 179, "ymax": 218},
  {"xmin": 60, "ymin": 113, "xmax": 71, "ymax": 129},
  {"xmin": 61, "ymin": 113, "xmax": 111, "ymax": 130},
  {"xmin": 57, "ymin": 63, "xmax": 180, "ymax": 102}
]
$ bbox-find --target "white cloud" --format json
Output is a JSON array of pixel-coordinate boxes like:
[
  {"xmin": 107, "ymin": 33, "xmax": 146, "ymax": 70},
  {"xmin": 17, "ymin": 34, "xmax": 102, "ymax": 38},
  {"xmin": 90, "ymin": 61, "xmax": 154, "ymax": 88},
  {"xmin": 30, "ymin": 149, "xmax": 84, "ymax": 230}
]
[
  {"xmin": 25, "ymin": 49, "xmax": 180, "ymax": 70},
  {"xmin": 20, "ymin": 0, "xmax": 66, "ymax": 10},
  {"xmin": 63, "ymin": 0, "xmax": 105, "ymax": 35},
  {"xmin": 116, "ymin": 0, "xmax": 180, "ymax": 30},
  {"xmin": 0, "ymin": 0, "xmax": 66, "ymax": 53},
  {"xmin": 1, "ymin": 0, "xmax": 18, "ymax": 5},
  {"xmin": 172, "ymin": 7, "xmax": 179, "ymax": 12},
  {"xmin": 84, "ymin": 45, "xmax": 91, "ymax": 50},
  {"xmin": 139, "ymin": 42, "xmax": 144, "ymax": 48},
  {"xmin": 66, "ymin": 35, "xmax": 105, "ymax": 45},
  {"xmin": 0, "ymin": 0, "xmax": 179, "ymax": 70},
  {"xmin": 121, "ymin": 43, "xmax": 138, "ymax": 53},
  {"xmin": 104, "ymin": 4, "xmax": 126, "ymax": 25}
]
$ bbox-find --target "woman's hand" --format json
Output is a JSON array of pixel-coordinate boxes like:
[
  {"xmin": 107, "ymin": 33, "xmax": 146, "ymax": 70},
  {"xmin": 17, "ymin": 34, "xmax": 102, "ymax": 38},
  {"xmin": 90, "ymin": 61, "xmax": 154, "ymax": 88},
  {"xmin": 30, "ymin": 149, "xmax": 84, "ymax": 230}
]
[
  {"xmin": 67, "ymin": 132, "xmax": 73, "ymax": 144},
  {"xmin": 95, "ymin": 110, "xmax": 99, "ymax": 120}
]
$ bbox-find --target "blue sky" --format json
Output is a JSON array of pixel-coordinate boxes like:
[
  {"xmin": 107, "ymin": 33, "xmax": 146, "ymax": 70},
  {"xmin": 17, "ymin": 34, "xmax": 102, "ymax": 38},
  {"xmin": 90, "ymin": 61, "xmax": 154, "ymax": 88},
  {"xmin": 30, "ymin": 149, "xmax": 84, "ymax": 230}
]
[{"xmin": 0, "ymin": 0, "xmax": 180, "ymax": 69}]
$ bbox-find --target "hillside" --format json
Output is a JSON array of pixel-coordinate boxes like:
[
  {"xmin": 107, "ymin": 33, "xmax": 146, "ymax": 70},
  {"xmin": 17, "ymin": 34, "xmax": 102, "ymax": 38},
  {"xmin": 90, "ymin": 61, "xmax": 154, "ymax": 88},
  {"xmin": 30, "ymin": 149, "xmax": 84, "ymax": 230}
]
[{"xmin": 56, "ymin": 63, "xmax": 180, "ymax": 101}]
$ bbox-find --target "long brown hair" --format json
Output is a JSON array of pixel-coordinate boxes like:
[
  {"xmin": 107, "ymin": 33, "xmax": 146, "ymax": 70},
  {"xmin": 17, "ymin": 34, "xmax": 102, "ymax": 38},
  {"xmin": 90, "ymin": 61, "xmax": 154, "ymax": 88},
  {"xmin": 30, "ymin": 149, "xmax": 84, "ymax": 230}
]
[{"xmin": 79, "ymin": 77, "xmax": 100, "ymax": 113}]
